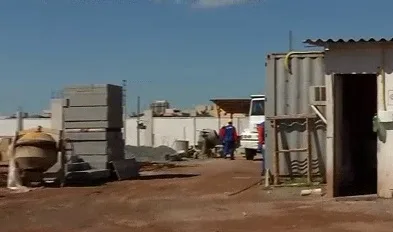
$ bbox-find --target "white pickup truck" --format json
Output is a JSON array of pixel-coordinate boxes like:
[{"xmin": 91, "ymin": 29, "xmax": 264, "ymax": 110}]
[{"xmin": 240, "ymin": 94, "xmax": 265, "ymax": 160}]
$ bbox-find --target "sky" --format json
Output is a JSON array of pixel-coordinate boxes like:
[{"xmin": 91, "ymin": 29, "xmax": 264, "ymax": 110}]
[{"xmin": 0, "ymin": 0, "xmax": 392, "ymax": 114}]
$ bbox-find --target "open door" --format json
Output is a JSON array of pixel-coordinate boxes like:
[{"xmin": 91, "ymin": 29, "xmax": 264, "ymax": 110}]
[{"xmin": 334, "ymin": 74, "xmax": 378, "ymax": 197}]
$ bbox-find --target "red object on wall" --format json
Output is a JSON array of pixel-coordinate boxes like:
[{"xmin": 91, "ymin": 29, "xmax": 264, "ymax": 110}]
[
  {"xmin": 219, "ymin": 126, "xmax": 225, "ymax": 140},
  {"xmin": 257, "ymin": 123, "xmax": 265, "ymax": 145}
]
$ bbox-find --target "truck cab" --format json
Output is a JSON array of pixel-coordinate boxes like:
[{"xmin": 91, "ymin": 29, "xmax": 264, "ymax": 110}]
[{"xmin": 240, "ymin": 94, "xmax": 265, "ymax": 160}]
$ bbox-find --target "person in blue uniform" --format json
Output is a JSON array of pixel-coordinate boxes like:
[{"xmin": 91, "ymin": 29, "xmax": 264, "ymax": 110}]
[{"xmin": 221, "ymin": 120, "xmax": 238, "ymax": 160}]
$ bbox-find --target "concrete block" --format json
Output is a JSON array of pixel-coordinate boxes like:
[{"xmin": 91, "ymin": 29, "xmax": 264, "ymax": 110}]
[
  {"xmin": 63, "ymin": 106, "xmax": 122, "ymax": 123},
  {"xmin": 144, "ymin": 109, "xmax": 154, "ymax": 146},
  {"xmin": 65, "ymin": 131, "xmax": 122, "ymax": 141},
  {"xmin": 51, "ymin": 99, "xmax": 64, "ymax": 130},
  {"xmin": 64, "ymin": 121, "xmax": 123, "ymax": 129},
  {"xmin": 77, "ymin": 155, "xmax": 108, "ymax": 169},
  {"xmin": 71, "ymin": 140, "xmax": 125, "ymax": 160},
  {"xmin": 63, "ymin": 84, "xmax": 122, "ymax": 107},
  {"xmin": 66, "ymin": 169, "xmax": 111, "ymax": 182},
  {"xmin": 64, "ymin": 84, "xmax": 122, "ymax": 95}
]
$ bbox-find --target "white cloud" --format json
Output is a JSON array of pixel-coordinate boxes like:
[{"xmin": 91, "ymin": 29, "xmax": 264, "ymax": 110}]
[
  {"xmin": 192, "ymin": 0, "xmax": 251, "ymax": 8},
  {"xmin": 150, "ymin": 0, "xmax": 257, "ymax": 8}
]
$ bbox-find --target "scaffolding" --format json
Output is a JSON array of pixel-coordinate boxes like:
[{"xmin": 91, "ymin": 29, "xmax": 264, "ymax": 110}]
[{"xmin": 267, "ymin": 114, "xmax": 317, "ymax": 186}]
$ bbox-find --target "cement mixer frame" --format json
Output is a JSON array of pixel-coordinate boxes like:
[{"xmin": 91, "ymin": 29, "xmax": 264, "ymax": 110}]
[{"xmin": 11, "ymin": 126, "xmax": 69, "ymax": 187}]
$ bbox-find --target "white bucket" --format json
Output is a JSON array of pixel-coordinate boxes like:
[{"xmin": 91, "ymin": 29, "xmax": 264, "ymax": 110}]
[{"xmin": 173, "ymin": 140, "xmax": 189, "ymax": 152}]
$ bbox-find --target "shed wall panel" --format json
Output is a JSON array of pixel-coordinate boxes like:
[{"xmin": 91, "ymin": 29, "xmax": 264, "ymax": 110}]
[
  {"xmin": 325, "ymin": 47, "xmax": 393, "ymax": 198},
  {"xmin": 265, "ymin": 52, "xmax": 326, "ymax": 178}
]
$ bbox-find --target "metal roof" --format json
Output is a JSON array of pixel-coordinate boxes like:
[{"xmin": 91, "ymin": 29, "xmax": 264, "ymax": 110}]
[
  {"xmin": 210, "ymin": 98, "xmax": 250, "ymax": 115},
  {"xmin": 304, "ymin": 37, "xmax": 393, "ymax": 46}
]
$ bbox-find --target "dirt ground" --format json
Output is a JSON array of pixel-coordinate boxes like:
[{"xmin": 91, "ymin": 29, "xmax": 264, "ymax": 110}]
[{"xmin": 0, "ymin": 158, "xmax": 393, "ymax": 232}]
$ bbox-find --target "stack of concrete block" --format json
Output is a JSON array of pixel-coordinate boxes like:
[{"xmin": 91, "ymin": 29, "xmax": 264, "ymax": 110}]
[{"xmin": 63, "ymin": 84, "xmax": 124, "ymax": 170}]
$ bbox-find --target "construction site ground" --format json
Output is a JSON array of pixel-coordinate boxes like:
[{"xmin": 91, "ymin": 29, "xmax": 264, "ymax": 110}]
[{"xmin": 0, "ymin": 158, "xmax": 393, "ymax": 232}]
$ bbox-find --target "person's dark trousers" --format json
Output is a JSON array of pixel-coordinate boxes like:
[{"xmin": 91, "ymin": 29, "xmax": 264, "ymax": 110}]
[
  {"xmin": 221, "ymin": 141, "xmax": 227, "ymax": 158},
  {"xmin": 225, "ymin": 141, "xmax": 235, "ymax": 160}
]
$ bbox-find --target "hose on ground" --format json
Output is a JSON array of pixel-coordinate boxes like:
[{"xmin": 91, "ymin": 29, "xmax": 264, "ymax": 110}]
[{"xmin": 226, "ymin": 179, "xmax": 263, "ymax": 196}]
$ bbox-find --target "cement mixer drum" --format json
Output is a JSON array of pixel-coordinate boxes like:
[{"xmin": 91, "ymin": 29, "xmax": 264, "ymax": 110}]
[
  {"xmin": 14, "ymin": 131, "xmax": 58, "ymax": 172},
  {"xmin": 198, "ymin": 129, "xmax": 220, "ymax": 149}
]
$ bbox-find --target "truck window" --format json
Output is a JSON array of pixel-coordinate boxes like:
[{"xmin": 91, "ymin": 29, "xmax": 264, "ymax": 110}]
[{"xmin": 250, "ymin": 100, "xmax": 265, "ymax": 116}]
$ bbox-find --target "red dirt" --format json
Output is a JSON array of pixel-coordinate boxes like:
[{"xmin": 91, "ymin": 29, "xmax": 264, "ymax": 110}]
[{"xmin": 0, "ymin": 159, "xmax": 393, "ymax": 232}]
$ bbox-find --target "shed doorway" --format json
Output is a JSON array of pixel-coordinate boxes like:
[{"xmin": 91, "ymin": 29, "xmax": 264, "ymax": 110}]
[{"xmin": 333, "ymin": 74, "xmax": 377, "ymax": 197}]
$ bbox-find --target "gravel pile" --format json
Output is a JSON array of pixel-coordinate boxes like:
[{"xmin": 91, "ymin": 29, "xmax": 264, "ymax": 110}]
[{"xmin": 125, "ymin": 145, "xmax": 177, "ymax": 162}]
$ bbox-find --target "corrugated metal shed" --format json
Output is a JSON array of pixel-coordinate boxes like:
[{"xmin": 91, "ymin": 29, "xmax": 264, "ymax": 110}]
[
  {"xmin": 304, "ymin": 37, "xmax": 393, "ymax": 46},
  {"xmin": 265, "ymin": 52, "xmax": 326, "ymax": 179}
]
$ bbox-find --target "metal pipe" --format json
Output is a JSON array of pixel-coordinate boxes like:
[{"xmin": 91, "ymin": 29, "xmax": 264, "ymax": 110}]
[
  {"xmin": 381, "ymin": 48, "xmax": 387, "ymax": 111},
  {"xmin": 16, "ymin": 110, "xmax": 23, "ymax": 132},
  {"xmin": 284, "ymin": 51, "xmax": 322, "ymax": 74},
  {"xmin": 310, "ymin": 105, "xmax": 327, "ymax": 124},
  {"xmin": 122, "ymin": 80, "xmax": 127, "ymax": 144},
  {"xmin": 137, "ymin": 96, "xmax": 141, "ymax": 147}
]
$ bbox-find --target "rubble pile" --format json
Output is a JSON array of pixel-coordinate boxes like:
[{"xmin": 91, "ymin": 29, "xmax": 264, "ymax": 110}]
[{"xmin": 125, "ymin": 145, "xmax": 198, "ymax": 162}]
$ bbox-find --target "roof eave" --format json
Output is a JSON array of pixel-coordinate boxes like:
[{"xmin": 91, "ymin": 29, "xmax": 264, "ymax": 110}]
[{"xmin": 303, "ymin": 38, "xmax": 393, "ymax": 47}]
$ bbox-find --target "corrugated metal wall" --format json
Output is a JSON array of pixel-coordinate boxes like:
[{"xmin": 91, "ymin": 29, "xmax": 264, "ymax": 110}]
[{"xmin": 265, "ymin": 52, "xmax": 326, "ymax": 179}]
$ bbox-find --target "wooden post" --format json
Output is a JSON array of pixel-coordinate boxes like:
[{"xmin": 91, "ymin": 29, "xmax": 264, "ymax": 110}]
[
  {"xmin": 59, "ymin": 130, "xmax": 66, "ymax": 187},
  {"xmin": 272, "ymin": 119, "xmax": 279, "ymax": 185},
  {"xmin": 216, "ymin": 106, "xmax": 221, "ymax": 132},
  {"xmin": 306, "ymin": 118, "xmax": 312, "ymax": 184}
]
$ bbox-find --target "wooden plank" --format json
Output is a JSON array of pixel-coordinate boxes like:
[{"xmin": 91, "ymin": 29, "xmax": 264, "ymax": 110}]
[
  {"xmin": 266, "ymin": 114, "xmax": 317, "ymax": 120},
  {"xmin": 335, "ymin": 194, "xmax": 377, "ymax": 202},
  {"xmin": 306, "ymin": 118, "xmax": 312, "ymax": 184},
  {"xmin": 272, "ymin": 119, "xmax": 279, "ymax": 185},
  {"xmin": 276, "ymin": 148, "xmax": 307, "ymax": 153}
]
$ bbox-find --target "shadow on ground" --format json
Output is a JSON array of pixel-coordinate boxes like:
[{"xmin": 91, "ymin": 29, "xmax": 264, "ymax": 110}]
[{"xmin": 138, "ymin": 173, "xmax": 200, "ymax": 180}]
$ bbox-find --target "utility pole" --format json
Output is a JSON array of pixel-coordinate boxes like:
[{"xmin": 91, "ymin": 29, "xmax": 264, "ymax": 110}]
[
  {"xmin": 136, "ymin": 95, "xmax": 141, "ymax": 147},
  {"xmin": 16, "ymin": 106, "xmax": 23, "ymax": 132},
  {"xmin": 289, "ymin": 30, "xmax": 293, "ymax": 51},
  {"xmin": 122, "ymin": 80, "xmax": 127, "ymax": 144}
]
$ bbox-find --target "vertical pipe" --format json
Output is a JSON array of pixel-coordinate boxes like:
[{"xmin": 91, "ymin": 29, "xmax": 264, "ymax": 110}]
[
  {"xmin": 273, "ymin": 119, "xmax": 279, "ymax": 185},
  {"xmin": 217, "ymin": 106, "xmax": 221, "ymax": 132},
  {"xmin": 306, "ymin": 117, "xmax": 312, "ymax": 184},
  {"xmin": 137, "ymin": 96, "xmax": 141, "ymax": 147},
  {"xmin": 122, "ymin": 80, "xmax": 127, "ymax": 145},
  {"xmin": 381, "ymin": 48, "xmax": 387, "ymax": 111},
  {"xmin": 16, "ymin": 110, "xmax": 23, "ymax": 132},
  {"xmin": 59, "ymin": 130, "xmax": 66, "ymax": 187},
  {"xmin": 193, "ymin": 117, "xmax": 197, "ymax": 146}
]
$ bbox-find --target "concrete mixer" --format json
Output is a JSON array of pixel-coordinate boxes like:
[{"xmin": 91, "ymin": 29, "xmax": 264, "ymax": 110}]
[
  {"xmin": 8, "ymin": 126, "xmax": 66, "ymax": 187},
  {"xmin": 197, "ymin": 129, "xmax": 221, "ymax": 158}
]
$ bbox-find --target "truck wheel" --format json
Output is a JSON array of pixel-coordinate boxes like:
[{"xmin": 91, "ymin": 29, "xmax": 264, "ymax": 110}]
[{"xmin": 245, "ymin": 149, "xmax": 256, "ymax": 160}]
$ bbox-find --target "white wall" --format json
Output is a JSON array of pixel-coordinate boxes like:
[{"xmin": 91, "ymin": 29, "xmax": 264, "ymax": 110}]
[
  {"xmin": 149, "ymin": 117, "xmax": 248, "ymax": 147},
  {"xmin": 0, "ymin": 117, "xmax": 249, "ymax": 147},
  {"xmin": 0, "ymin": 118, "xmax": 51, "ymax": 137}
]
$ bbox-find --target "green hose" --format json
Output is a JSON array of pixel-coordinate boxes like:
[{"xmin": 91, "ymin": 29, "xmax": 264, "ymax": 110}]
[{"xmin": 373, "ymin": 116, "xmax": 387, "ymax": 143}]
